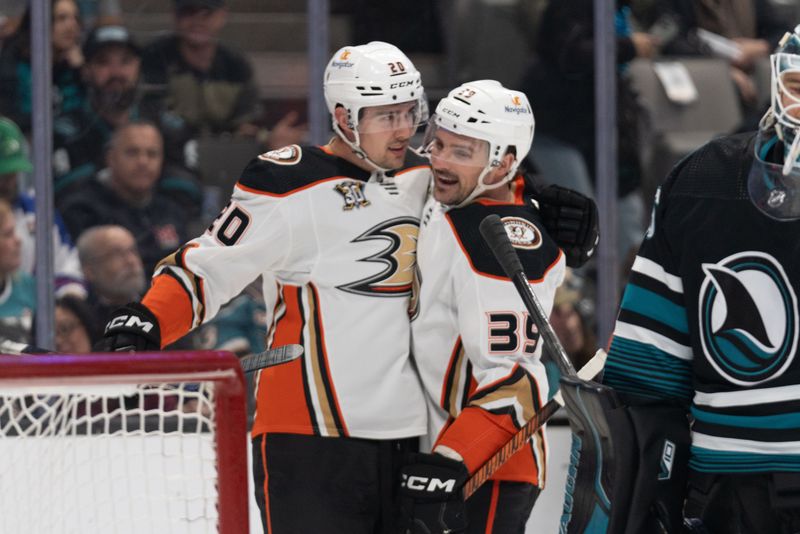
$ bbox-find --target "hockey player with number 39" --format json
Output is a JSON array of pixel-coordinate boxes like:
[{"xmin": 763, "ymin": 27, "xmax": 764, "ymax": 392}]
[
  {"xmin": 399, "ymin": 81, "xmax": 590, "ymax": 534},
  {"xmin": 560, "ymin": 25, "xmax": 800, "ymax": 534}
]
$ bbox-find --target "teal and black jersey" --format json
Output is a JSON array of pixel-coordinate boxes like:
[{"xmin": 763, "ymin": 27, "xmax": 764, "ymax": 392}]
[{"xmin": 605, "ymin": 132, "xmax": 800, "ymax": 474}]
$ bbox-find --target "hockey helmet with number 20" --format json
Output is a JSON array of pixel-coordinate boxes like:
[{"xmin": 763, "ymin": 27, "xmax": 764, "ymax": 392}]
[
  {"xmin": 421, "ymin": 80, "xmax": 535, "ymax": 207},
  {"xmin": 324, "ymin": 41, "xmax": 427, "ymax": 170}
]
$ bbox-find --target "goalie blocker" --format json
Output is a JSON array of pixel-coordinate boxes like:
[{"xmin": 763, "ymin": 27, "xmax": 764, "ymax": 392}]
[{"xmin": 558, "ymin": 377, "xmax": 691, "ymax": 534}]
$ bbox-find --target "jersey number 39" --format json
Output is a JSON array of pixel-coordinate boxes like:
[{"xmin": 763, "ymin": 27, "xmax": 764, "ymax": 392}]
[{"xmin": 487, "ymin": 312, "xmax": 539, "ymax": 355}]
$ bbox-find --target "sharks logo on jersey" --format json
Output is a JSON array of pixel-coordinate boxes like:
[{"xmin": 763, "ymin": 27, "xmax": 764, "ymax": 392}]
[{"xmin": 698, "ymin": 251, "xmax": 798, "ymax": 386}]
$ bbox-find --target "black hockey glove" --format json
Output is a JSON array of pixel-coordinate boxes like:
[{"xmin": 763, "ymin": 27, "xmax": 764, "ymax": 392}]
[
  {"xmin": 536, "ymin": 184, "xmax": 599, "ymax": 268},
  {"xmin": 97, "ymin": 302, "xmax": 161, "ymax": 352},
  {"xmin": 399, "ymin": 453, "xmax": 469, "ymax": 534}
]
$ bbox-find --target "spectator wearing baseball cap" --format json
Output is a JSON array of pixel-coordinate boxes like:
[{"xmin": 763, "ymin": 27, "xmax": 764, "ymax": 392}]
[
  {"xmin": 0, "ymin": 116, "xmax": 85, "ymax": 299},
  {"xmin": 53, "ymin": 24, "xmax": 203, "ymax": 225},
  {"xmin": 82, "ymin": 24, "xmax": 141, "ymax": 61}
]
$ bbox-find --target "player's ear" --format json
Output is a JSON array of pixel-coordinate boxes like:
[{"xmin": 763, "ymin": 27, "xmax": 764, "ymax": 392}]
[
  {"xmin": 334, "ymin": 106, "xmax": 356, "ymax": 141},
  {"xmin": 486, "ymin": 153, "xmax": 516, "ymax": 185}
]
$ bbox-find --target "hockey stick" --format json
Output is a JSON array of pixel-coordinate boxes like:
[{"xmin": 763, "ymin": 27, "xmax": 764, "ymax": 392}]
[
  {"xmin": 0, "ymin": 339, "xmax": 303, "ymax": 373},
  {"xmin": 463, "ymin": 348, "xmax": 606, "ymax": 498},
  {"xmin": 480, "ymin": 214, "xmax": 623, "ymax": 533},
  {"xmin": 479, "ymin": 214, "xmax": 578, "ymax": 378}
]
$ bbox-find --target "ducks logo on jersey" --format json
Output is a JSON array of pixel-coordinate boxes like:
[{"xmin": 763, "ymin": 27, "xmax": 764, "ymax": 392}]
[
  {"xmin": 338, "ymin": 217, "xmax": 419, "ymax": 297},
  {"xmin": 699, "ymin": 251, "xmax": 798, "ymax": 386}
]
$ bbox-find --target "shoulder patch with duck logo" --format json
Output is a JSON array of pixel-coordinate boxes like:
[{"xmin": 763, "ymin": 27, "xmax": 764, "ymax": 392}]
[
  {"xmin": 258, "ymin": 145, "xmax": 302, "ymax": 165},
  {"xmin": 501, "ymin": 216, "xmax": 541, "ymax": 250}
]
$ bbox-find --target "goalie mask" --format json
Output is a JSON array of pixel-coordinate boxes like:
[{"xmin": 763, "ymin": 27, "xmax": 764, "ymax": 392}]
[
  {"xmin": 750, "ymin": 25, "xmax": 800, "ymax": 220},
  {"xmin": 324, "ymin": 41, "xmax": 427, "ymax": 171},
  {"xmin": 420, "ymin": 80, "xmax": 534, "ymax": 207}
]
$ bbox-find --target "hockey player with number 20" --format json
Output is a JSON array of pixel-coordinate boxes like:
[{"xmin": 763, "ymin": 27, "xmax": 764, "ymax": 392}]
[
  {"xmin": 98, "ymin": 41, "xmax": 433, "ymax": 533},
  {"xmin": 400, "ymin": 80, "xmax": 571, "ymax": 534}
]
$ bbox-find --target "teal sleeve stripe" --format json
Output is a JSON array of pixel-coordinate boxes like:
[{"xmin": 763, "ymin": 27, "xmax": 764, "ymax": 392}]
[
  {"xmin": 611, "ymin": 337, "xmax": 691, "ymax": 374},
  {"xmin": 690, "ymin": 447, "xmax": 800, "ymax": 473},
  {"xmin": 620, "ymin": 283, "xmax": 689, "ymax": 334},
  {"xmin": 603, "ymin": 336, "xmax": 693, "ymax": 402},
  {"xmin": 691, "ymin": 407, "xmax": 800, "ymax": 429}
]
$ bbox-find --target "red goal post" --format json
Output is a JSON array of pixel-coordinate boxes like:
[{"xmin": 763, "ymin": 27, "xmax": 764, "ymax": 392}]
[{"xmin": 0, "ymin": 351, "xmax": 249, "ymax": 534}]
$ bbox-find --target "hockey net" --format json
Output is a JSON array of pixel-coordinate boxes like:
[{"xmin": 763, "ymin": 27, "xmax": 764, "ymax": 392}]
[{"xmin": 0, "ymin": 351, "xmax": 248, "ymax": 534}]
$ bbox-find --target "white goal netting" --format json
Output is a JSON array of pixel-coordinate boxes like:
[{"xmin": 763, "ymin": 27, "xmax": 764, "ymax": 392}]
[{"xmin": 0, "ymin": 352, "xmax": 248, "ymax": 534}]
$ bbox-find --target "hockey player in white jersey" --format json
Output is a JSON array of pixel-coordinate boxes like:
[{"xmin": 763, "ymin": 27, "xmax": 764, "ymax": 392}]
[
  {"xmin": 99, "ymin": 41, "xmax": 433, "ymax": 533},
  {"xmin": 400, "ymin": 80, "xmax": 567, "ymax": 533}
]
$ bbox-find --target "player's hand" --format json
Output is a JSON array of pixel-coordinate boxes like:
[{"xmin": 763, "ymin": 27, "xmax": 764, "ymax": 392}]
[
  {"xmin": 96, "ymin": 302, "xmax": 161, "ymax": 352},
  {"xmin": 399, "ymin": 453, "xmax": 469, "ymax": 534},
  {"xmin": 536, "ymin": 185, "xmax": 599, "ymax": 268}
]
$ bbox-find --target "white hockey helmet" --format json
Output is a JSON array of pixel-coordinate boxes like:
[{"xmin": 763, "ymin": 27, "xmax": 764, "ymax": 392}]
[
  {"xmin": 421, "ymin": 80, "xmax": 535, "ymax": 206},
  {"xmin": 768, "ymin": 25, "xmax": 800, "ymax": 174},
  {"xmin": 324, "ymin": 41, "xmax": 427, "ymax": 169},
  {"xmin": 748, "ymin": 24, "xmax": 800, "ymax": 220}
]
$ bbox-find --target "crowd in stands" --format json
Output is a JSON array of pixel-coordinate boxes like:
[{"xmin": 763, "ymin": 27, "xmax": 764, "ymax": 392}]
[
  {"xmin": 0, "ymin": 0, "xmax": 279, "ymax": 361},
  {"xmin": 0, "ymin": 0, "xmax": 790, "ymax": 372}
]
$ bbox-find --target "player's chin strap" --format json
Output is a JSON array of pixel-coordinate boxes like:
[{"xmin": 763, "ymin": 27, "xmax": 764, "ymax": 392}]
[
  {"xmin": 332, "ymin": 122, "xmax": 393, "ymax": 175},
  {"xmin": 453, "ymin": 162, "xmax": 517, "ymax": 209}
]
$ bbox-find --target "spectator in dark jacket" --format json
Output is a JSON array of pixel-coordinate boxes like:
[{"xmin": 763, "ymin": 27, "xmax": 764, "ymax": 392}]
[
  {"xmin": 52, "ymin": 24, "xmax": 202, "ymax": 215},
  {"xmin": 58, "ymin": 121, "xmax": 190, "ymax": 276}
]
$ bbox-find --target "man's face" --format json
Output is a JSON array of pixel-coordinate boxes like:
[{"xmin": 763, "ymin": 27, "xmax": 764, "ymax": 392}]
[
  {"xmin": 107, "ymin": 125, "xmax": 163, "ymax": 197},
  {"xmin": 85, "ymin": 228, "xmax": 146, "ymax": 303},
  {"xmin": 780, "ymin": 70, "xmax": 800, "ymax": 121},
  {"xmin": 84, "ymin": 46, "xmax": 141, "ymax": 111},
  {"xmin": 175, "ymin": 6, "xmax": 227, "ymax": 47},
  {"xmin": 0, "ymin": 213, "xmax": 20, "ymax": 276},
  {"xmin": 355, "ymin": 101, "xmax": 419, "ymax": 170},
  {"xmin": 428, "ymin": 127, "xmax": 489, "ymax": 206},
  {"xmin": 85, "ymin": 46, "xmax": 140, "ymax": 94}
]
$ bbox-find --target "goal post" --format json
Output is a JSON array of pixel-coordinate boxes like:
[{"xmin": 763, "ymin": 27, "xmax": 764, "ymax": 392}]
[{"xmin": 0, "ymin": 351, "xmax": 249, "ymax": 534}]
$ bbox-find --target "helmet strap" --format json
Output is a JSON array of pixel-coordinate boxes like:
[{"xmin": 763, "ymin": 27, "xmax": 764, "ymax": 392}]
[
  {"xmin": 454, "ymin": 162, "xmax": 517, "ymax": 208},
  {"xmin": 331, "ymin": 118, "xmax": 393, "ymax": 174}
]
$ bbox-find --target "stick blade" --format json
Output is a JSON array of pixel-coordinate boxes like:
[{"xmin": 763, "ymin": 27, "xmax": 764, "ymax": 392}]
[{"xmin": 240, "ymin": 344, "xmax": 304, "ymax": 373}]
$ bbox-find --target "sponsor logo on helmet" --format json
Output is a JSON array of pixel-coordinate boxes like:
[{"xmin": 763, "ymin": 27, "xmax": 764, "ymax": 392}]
[
  {"xmin": 504, "ymin": 102, "xmax": 531, "ymax": 115},
  {"xmin": 698, "ymin": 251, "xmax": 798, "ymax": 385},
  {"xmin": 331, "ymin": 50, "xmax": 354, "ymax": 68},
  {"xmin": 501, "ymin": 217, "xmax": 541, "ymax": 250},
  {"xmin": 331, "ymin": 59, "xmax": 354, "ymax": 69}
]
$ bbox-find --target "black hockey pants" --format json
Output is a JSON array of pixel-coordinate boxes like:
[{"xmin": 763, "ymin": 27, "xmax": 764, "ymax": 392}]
[
  {"xmin": 683, "ymin": 471, "xmax": 800, "ymax": 534},
  {"xmin": 253, "ymin": 432, "xmax": 418, "ymax": 534}
]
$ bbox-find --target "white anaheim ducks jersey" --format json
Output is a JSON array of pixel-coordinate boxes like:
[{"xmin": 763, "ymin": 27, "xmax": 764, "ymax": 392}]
[
  {"xmin": 410, "ymin": 177, "xmax": 565, "ymax": 485},
  {"xmin": 144, "ymin": 144, "xmax": 431, "ymax": 440}
]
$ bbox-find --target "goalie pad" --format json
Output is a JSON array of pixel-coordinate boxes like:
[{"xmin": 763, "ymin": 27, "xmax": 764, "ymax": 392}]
[{"xmin": 558, "ymin": 375, "xmax": 691, "ymax": 534}]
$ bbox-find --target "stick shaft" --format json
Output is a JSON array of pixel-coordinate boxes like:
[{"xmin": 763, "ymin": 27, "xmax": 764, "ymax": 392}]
[{"xmin": 463, "ymin": 349, "xmax": 606, "ymax": 498}]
